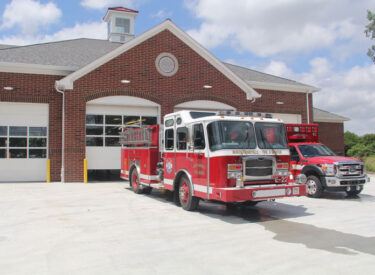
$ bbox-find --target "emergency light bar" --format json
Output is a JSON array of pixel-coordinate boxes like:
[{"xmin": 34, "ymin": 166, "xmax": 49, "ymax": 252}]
[{"xmin": 217, "ymin": 110, "xmax": 273, "ymax": 118}]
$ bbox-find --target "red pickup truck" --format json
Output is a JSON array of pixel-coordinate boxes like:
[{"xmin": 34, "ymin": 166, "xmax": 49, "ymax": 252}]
[{"xmin": 286, "ymin": 124, "xmax": 369, "ymax": 198}]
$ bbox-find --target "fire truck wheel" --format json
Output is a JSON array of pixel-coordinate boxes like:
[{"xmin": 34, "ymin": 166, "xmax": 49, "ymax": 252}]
[
  {"xmin": 131, "ymin": 169, "xmax": 143, "ymax": 194},
  {"xmin": 178, "ymin": 175, "xmax": 199, "ymax": 211},
  {"xmin": 306, "ymin": 175, "xmax": 323, "ymax": 198}
]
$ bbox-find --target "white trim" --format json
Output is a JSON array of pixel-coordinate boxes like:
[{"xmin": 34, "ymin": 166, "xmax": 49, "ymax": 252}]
[
  {"xmin": 55, "ymin": 20, "xmax": 260, "ymax": 101},
  {"xmin": 194, "ymin": 184, "xmax": 213, "ymax": 194},
  {"xmin": 209, "ymin": 149, "xmax": 290, "ymax": 158},
  {"xmin": 0, "ymin": 62, "xmax": 75, "ymax": 76},
  {"xmin": 245, "ymin": 80, "xmax": 320, "ymax": 93},
  {"xmin": 140, "ymin": 174, "xmax": 159, "ymax": 180},
  {"xmin": 253, "ymin": 188, "xmax": 286, "ymax": 198},
  {"xmin": 164, "ymin": 178, "xmax": 174, "ymax": 185},
  {"xmin": 314, "ymin": 118, "xmax": 349, "ymax": 123}
]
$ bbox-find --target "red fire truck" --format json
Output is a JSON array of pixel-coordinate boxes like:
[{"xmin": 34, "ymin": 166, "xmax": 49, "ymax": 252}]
[
  {"xmin": 287, "ymin": 123, "xmax": 369, "ymax": 198},
  {"xmin": 119, "ymin": 111, "xmax": 307, "ymax": 211}
]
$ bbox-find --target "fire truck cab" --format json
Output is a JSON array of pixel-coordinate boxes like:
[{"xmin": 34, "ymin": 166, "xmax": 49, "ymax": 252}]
[
  {"xmin": 120, "ymin": 111, "xmax": 307, "ymax": 211},
  {"xmin": 287, "ymin": 123, "xmax": 369, "ymax": 198}
]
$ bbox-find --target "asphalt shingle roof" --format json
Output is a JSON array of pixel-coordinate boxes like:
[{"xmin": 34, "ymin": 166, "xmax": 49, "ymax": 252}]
[
  {"xmin": 0, "ymin": 38, "xmax": 121, "ymax": 68},
  {"xmin": 224, "ymin": 62, "xmax": 316, "ymax": 90}
]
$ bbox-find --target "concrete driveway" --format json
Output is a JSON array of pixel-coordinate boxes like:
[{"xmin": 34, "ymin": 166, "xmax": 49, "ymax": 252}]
[{"xmin": 0, "ymin": 176, "xmax": 374, "ymax": 275}]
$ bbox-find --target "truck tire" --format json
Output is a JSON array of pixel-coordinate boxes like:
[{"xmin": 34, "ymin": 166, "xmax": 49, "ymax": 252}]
[
  {"xmin": 178, "ymin": 175, "xmax": 199, "ymax": 211},
  {"xmin": 143, "ymin": 187, "xmax": 152, "ymax": 194},
  {"xmin": 346, "ymin": 189, "xmax": 362, "ymax": 197},
  {"xmin": 131, "ymin": 169, "xmax": 143, "ymax": 194},
  {"xmin": 306, "ymin": 175, "xmax": 323, "ymax": 198}
]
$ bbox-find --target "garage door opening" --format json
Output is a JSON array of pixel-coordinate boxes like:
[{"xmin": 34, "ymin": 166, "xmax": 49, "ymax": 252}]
[
  {"xmin": 86, "ymin": 96, "xmax": 160, "ymax": 174},
  {"xmin": 88, "ymin": 169, "xmax": 121, "ymax": 182}
]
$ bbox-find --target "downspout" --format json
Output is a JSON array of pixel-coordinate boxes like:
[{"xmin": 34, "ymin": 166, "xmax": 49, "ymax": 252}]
[
  {"xmin": 55, "ymin": 83, "xmax": 65, "ymax": 183},
  {"xmin": 306, "ymin": 91, "xmax": 310, "ymax": 123}
]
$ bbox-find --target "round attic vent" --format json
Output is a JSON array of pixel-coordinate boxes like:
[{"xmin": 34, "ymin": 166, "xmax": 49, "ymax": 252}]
[{"xmin": 155, "ymin": 53, "xmax": 178, "ymax": 77}]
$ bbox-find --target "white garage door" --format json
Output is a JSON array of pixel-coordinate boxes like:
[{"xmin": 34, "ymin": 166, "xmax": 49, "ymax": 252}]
[
  {"xmin": 86, "ymin": 96, "xmax": 159, "ymax": 170},
  {"xmin": 0, "ymin": 102, "xmax": 49, "ymax": 182},
  {"xmin": 270, "ymin": 113, "xmax": 301, "ymax": 123}
]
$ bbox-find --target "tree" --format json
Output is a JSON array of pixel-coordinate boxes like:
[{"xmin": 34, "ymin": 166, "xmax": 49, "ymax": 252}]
[
  {"xmin": 344, "ymin": 131, "xmax": 360, "ymax": 155},
  {"xmin": 365, "ymin": 10, "xmax": 375, "ymax": 63}
]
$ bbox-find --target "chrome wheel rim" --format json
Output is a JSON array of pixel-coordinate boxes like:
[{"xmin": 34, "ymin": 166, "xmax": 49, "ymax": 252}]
[{"xmin": 307, "ymin": 179, "xmax": 317, "ymax": 195}]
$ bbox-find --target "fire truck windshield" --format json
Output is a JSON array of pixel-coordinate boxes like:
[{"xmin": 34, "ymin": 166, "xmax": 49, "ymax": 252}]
[
  {"xmin": 297, "ymin": 144, "xmax": 336, "ymax": 158},
  {"xmin": 254, "ymin": 122, "xmax": 288, "ymax": 149},
  {"xmin": 207, "ymin": 121, "xmax": 257, "ymax": 151}
]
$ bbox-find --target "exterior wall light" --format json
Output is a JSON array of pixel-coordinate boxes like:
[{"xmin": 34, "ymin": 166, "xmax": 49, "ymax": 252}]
[
  {"xmin": 203, "ymin": 85, "xmax": 212, "ymax": 89},
  {"xmin": 276, "ymin": 101, "xmax": 284, "ymax": 105},
  {"xmin": 121, "ymin": 80, "xmax": 131, "ymax": 84},
  {"xmin": 3, "ymin": 87, "xmax": 14, "ymax": 91}
]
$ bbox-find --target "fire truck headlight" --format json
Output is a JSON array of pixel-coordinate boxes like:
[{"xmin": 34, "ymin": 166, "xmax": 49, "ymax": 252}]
[
  {"xmin": 321, "ymin": 164, "xmax": 336, "ymax": 176},
  {"xmin": 228, "ymin": 164, "xmax": 243, "ymax": 179},
  {"xmin": 228, "ymin": 171, "xmax": 242, "ymax": 179}
]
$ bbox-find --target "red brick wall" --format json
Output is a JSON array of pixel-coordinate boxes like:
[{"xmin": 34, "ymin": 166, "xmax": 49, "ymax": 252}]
[
  {"xmin": 316, "ymin": 122, "xmax": 345, "ymax": 155},
  {"xmin": 0, "ymin": 30, "xmax": 314, "ymax": 182}
]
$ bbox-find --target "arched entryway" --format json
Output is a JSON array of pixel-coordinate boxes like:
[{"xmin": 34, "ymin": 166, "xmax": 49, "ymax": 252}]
[
  {"xmin": 174, "ymin": 100, "xmax": 236, "ymax": 112},
  {"xmin": 85, "ymin": 96, "xmax": 160, "ymax": 180}
]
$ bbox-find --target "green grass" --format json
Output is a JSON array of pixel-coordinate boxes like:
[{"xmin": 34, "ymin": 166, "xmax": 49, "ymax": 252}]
[{"xmin": 365, "ymin": 156, "xmax": 375, "ymax": 173}]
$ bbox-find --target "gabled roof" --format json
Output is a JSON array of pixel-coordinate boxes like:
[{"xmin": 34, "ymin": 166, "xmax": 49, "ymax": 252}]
[
  {"xmin": 313, "ymin": 108, "xmax": 349, "ymax": 123},
  {"xmin": 0, "ymin": 25, "xmax": 320, "ymax": 94},
  {"xmin": 225, "ymin": 63, "xmax": 319, "ymax": 93},
  {"xmin": 56, "ymin": 20, "xmax": 261, "ymax": 100}
]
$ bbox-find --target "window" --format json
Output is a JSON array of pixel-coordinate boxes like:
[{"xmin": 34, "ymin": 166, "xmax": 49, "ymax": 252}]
[
  {"xmin": 86, "ymin": 114, "xmax": 157, "ymax": 147},
  {"xmin": 207, "ymin": 121, "xmax": 256, "ymax": 151},
  {"xmin": 165, "ymin": 129, "xmax": 174, "ymax": 150},
  {"xmin": 255, "ymin": 122, "xmax": 288, "ymax": 149},
  {"xmin": 0, "ymin": 125, "xmax": 47, "ymax": 159},
  {"xmin": 177, "ymin": 127, "xmax": 188, "ymax": 150},
  {"xmin": 193, "ymin": 124, "xmax": 205, "ymax": 150},
  {"xmin": 165, "ymin": 119, "xmax": 174, "ymax": 127},
  {"xmin": 115, "ymin": 17, "xmax": 130, "ymax": 33}
]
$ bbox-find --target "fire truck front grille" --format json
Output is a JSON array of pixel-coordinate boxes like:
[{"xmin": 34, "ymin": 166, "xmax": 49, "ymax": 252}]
[
  {"xmin": 337, "ymin": 163, "xmax": 363, "ymax": 178},
  {"xmin": 245, "ymin": 167, "xmax": 273, "ymax": 177},
  {"xmin": 243, "ymin": 156, "xmax": 275, "ymax": 180}
]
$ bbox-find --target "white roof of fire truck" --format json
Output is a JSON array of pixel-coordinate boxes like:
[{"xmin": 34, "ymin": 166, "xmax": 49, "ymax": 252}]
[{"xmin": 164, "ymin": 110, "xmax": 284, "ymax": 125}]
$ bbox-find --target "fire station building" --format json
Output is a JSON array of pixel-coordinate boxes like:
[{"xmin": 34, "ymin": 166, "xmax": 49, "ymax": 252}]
[{"xmin": 0, "ymin": 7, "xmax": 347, "ymax": 182}]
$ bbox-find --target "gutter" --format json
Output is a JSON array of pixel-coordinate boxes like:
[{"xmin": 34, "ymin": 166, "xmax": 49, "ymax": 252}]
[{"xmin": 55, "ymin": 83, "xmax": 65, "ymax": 183}]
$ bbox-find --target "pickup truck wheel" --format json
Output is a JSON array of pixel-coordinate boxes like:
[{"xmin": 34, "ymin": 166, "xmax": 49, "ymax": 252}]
[
  {"xmin": 346, "ymin": 189, "xmax": 362, "ymax": 197},
  {"xmin": 306, "ymin": 175, "xmax": 323, "ymax": 198},
  {"xmin": 131, "ymin": 170, "xmax": 143, "ymax": 194},
  {"xmin": 178, "ymin": 175, "xmax": 199, "ymax": 211}
]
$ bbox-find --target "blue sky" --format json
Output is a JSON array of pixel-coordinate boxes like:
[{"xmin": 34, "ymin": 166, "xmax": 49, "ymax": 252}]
[{"xmin": 0, "ymin": 0, "xmax": 375, "ymax": 135}]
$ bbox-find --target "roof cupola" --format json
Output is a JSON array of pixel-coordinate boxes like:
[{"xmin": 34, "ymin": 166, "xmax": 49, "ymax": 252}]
[{"xmin": 103, "ymin": 7, "xmax": 138, "ymax": 43}]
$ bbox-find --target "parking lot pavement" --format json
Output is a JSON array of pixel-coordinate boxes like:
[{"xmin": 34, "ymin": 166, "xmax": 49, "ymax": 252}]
[{"xmin": 0, "ymin": 176, "xmax": 374, "ymax": 275}]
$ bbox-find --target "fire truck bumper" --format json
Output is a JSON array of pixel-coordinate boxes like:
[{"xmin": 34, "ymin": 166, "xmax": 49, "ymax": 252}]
[{"xmin": 211, "ymin": 184, "xmax": 307, "ymax": 202}]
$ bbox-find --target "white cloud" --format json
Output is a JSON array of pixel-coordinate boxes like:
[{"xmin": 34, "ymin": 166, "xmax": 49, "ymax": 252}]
[
  {"xmin": 0, "ymin": 21, "xmax": 107, "ymax": 45},
  {"xmin": 186, "ymin": 0, "xmax": 374, "ymax": 57},
  {"xmin": 261, "ymin": 59, "xmax": 375, "ymax": 135},
  {"xmin": 152, "ymin": 9, "xmax": 173, "ymax": 19},
  {"xmin": 80, "ymin": 0, "xmax": 136, "ymax": 10},
  {"xmin": 1, "ymin": 0, "xmax": 61, "ymax": 35}
]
